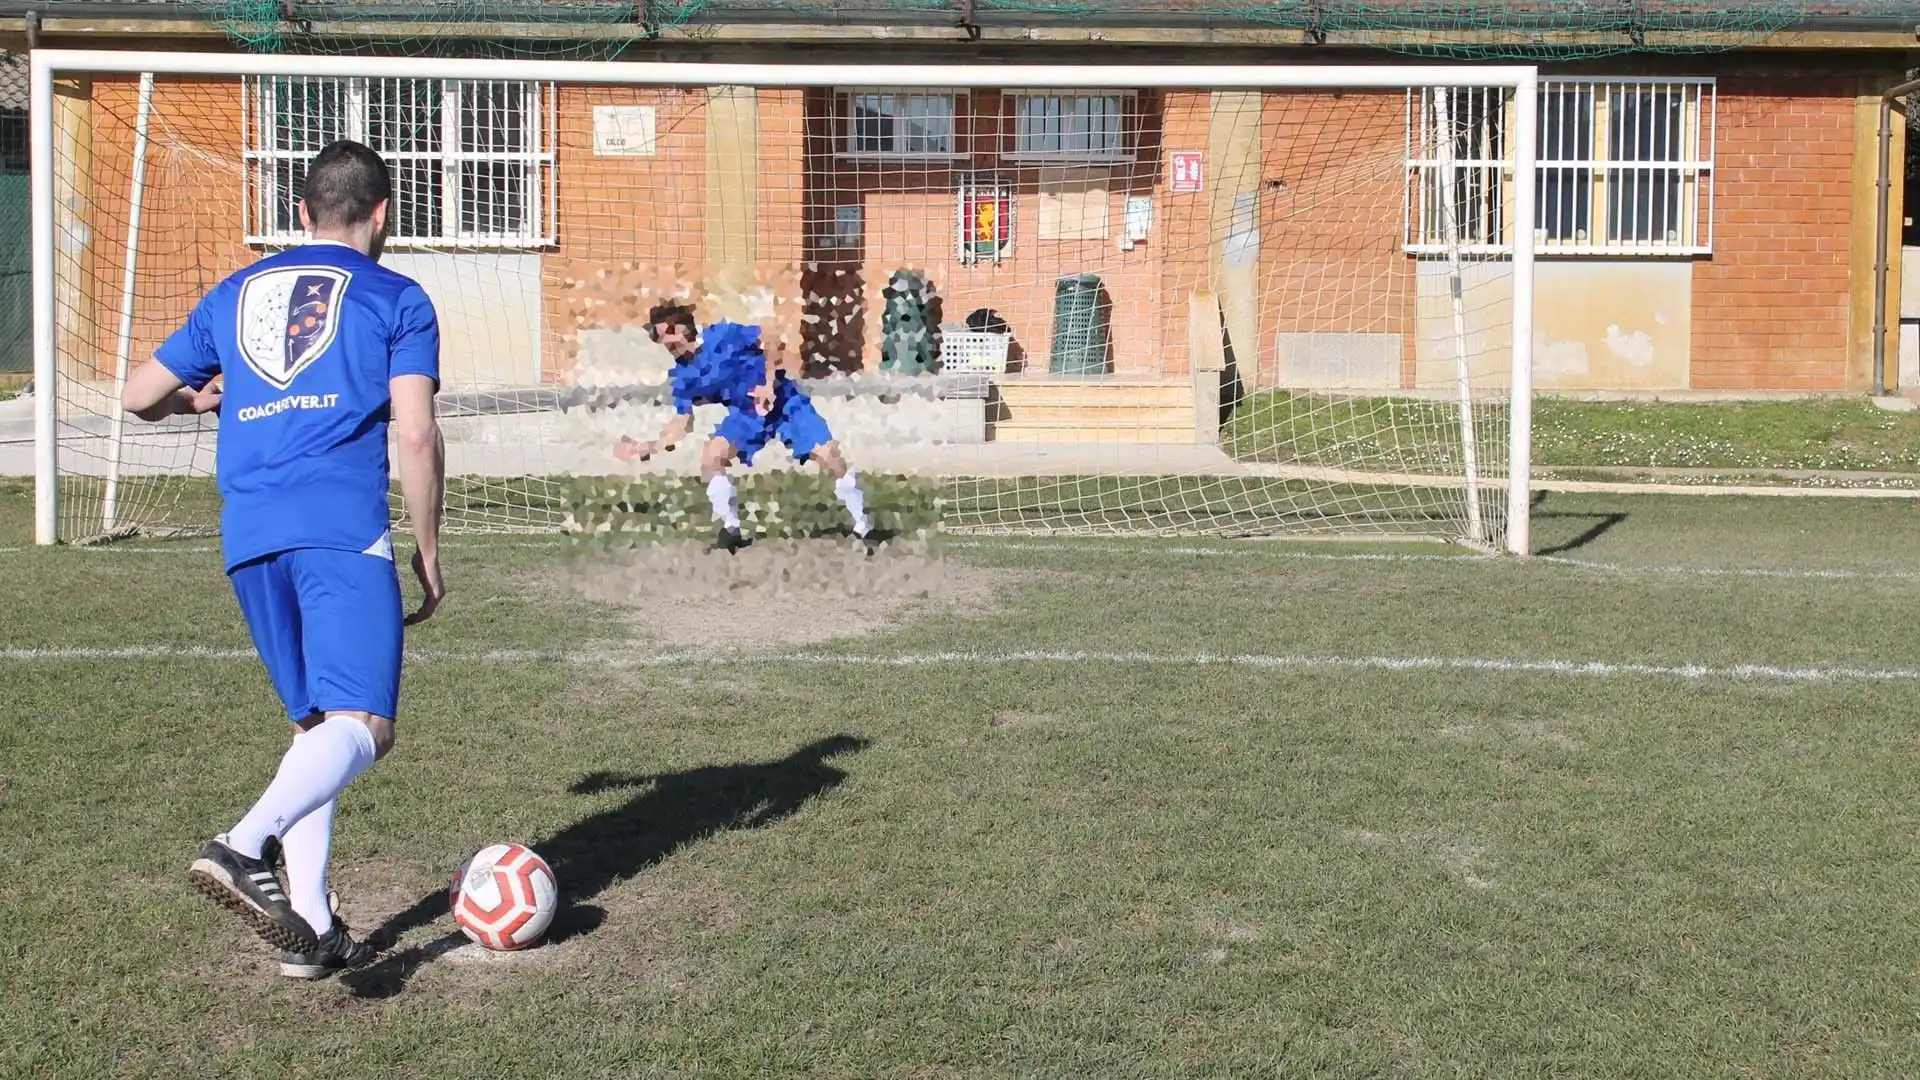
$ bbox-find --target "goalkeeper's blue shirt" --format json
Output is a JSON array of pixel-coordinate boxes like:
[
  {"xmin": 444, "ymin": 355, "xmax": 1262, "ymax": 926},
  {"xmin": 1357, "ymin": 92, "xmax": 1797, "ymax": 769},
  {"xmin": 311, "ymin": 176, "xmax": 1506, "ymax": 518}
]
[
  {"xmin": 153, "ymin": 240, "xmax": 442, "ymax": 573},
  {"xmin": 668, "ymin": 321, "xmax": 775, "ymax": 416}
]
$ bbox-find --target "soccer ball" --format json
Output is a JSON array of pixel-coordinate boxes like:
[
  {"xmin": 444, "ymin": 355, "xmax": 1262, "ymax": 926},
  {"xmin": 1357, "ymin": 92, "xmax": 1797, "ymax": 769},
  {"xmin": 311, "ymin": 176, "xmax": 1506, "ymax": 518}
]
[{"xmin": 448, "ymin": 842, "xmax": 558, "ymax": 951}]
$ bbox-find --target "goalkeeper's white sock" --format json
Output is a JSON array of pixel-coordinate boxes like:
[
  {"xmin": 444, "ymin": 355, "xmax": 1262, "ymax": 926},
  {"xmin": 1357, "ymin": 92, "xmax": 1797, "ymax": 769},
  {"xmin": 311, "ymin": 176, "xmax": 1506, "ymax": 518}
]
[
  {"xmin": 707, "ymin": 473, "xmax": 742, "ymax": 530},
  {"xmin": 835, "ymin": 472, "xmax": 872, "ymax": 537},
  {"xmin": 225, "ymin": 714, "xmax": 377, "ymax": 862}
]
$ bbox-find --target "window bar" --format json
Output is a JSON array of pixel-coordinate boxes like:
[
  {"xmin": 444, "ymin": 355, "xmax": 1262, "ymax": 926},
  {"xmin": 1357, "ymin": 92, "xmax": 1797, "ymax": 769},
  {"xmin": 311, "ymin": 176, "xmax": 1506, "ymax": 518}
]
[
  {"xmin": 1402, "ymin": 87, "xmax": 1417, "ymax": 250},
  {"xmin": 240, "ymin": 75, "xmax": 253, "ymax": 240},
  {"xmin": 545, "ymin": 80, "xmax": 558, "ymax": 243},
  {"xmin": 443, "ymin": 79, "xmax": 460, "ymax": 242},
  {"xmin": 1658, "ymin": 83, "xmax": 1674, "ymax": 244},
  {"xmin": 1703, "ymin": 81, "xmax": 1716, "ymax": 250}
]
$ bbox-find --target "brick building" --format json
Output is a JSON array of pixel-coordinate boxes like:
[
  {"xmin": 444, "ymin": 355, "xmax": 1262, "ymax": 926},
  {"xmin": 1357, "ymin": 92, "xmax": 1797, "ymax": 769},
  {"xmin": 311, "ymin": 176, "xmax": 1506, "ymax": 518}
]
[{"xmin": 0, "ymin": 3, "xmax": 1911, "ymax": 445}]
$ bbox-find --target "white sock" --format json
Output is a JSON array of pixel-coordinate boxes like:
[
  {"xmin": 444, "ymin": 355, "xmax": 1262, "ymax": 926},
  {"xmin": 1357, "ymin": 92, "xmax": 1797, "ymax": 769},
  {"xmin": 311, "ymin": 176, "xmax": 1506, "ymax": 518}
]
[
  {"xmin": 282, "ymin": 796, "xmax": 336, "ymax": 936},
  {"xmin": 707, "ymin": 473, "xmax": 741, "ymax": 530},
  {"xmin": 835, "ymin": 472, "xmax": 872, "ymax": 537},
  {"xmin": 226, "ymin": 714, "xmax": 377, "ymax": 862}
]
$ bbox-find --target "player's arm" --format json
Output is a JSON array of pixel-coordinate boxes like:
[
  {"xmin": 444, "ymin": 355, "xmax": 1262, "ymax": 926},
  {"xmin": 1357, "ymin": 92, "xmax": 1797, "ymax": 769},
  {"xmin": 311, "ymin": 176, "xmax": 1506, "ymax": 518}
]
[
  {"xmin": 751, "ymin": 325, "xmax": 789, "ymax": 415},
  {"xmin": 656, "ymin": 410, "xmax": 696, "ymax": 449},
  {"xmin": 390, "ymin": 286, "xmax": 447, "ymax": 625},
  {"xmin": 392, "ymin": 373, "xmax": 445, "ymax": 623},
  {"xmin": 122, "ymin": 362, "xmax": 222, "ymax": 421},
  {"xmin": 124, "ymin": 295, "xmax": 224, "ymax": 421},
  {"xmin": 615, "ymin": 359, "xmax": 702, "ymax": 462},
  {"xmin": 615, "ymin": 408, "xmax": 695, "ymax": 462}
]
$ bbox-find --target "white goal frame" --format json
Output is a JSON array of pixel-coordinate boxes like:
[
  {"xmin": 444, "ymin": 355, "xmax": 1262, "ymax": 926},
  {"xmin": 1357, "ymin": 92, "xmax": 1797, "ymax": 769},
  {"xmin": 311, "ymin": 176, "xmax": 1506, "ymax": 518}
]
[{"xmin": 29, "ymin": 49, "xmax": 1539, "ymax": 554}]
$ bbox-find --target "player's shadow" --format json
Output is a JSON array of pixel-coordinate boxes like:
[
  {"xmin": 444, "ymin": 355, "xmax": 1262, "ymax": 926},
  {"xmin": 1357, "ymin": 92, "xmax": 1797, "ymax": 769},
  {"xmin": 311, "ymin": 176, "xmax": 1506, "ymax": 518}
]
[{"xmin": 340, "ymin": 733, "xmax": 871, "ymax": 999}]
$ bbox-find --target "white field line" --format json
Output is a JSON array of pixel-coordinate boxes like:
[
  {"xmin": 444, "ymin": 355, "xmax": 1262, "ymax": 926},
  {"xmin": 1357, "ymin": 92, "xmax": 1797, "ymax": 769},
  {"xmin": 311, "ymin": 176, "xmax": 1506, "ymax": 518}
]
[
  {"xmin": 4, "ymin": 644, "xmax": 1919, "ymax": 685},
  {"xmin": 1531, "ymin": 478, "xmax": 1920, "ymax": 498},
  {"xmin": 1533, "ymin": 555, "xmax": 1920, "ymax": 581},
  {"xmin": 1230, "ymin": 461, "xmax": 1920, "ymax": 498},
  {"xmin": 947, "ymin": 539, "xmax": 1920, "ymax": 581}
]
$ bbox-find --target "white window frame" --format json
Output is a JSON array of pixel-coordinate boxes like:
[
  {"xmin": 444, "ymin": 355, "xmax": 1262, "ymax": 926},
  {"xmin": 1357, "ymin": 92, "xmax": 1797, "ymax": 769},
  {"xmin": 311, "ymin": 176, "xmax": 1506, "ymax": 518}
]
[
  {"xmin": 833, "ymin": 88, "xmax": 967, "ymax": 161},
  {"xmin": 1405, "ymin": 76, "xmax": 1716, "ymax": 257},
  {"xmin": 242, "ymin": 75, "xmax": 557, "ymax": 249},
  {"xmin": 1002, "ymin": 90, "xmax": 1135, "ymax": 163}
]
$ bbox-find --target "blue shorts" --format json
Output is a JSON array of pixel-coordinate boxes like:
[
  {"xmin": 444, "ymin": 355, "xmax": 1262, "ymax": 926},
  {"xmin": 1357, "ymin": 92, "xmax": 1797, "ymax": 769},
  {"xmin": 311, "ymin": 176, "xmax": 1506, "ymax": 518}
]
[
  {"xmin": 228, "ymin": 547, "xmax": 405, "ymax": 723},
  {"xmin": 713, "ymin": 387, "xmax": 833, "ymax": 466}
]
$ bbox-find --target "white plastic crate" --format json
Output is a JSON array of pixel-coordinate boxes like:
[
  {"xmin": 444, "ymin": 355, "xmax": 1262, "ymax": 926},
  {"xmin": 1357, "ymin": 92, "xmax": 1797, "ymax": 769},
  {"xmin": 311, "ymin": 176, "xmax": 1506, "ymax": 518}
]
[{"xmin": 939, "ymin": 328, "xmax": 1012, "ymax": 375}]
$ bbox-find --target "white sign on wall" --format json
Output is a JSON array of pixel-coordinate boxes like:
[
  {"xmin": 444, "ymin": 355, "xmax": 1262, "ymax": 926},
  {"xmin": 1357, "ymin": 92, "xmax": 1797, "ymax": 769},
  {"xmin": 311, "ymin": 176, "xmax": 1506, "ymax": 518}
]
[{"xmin": 593, "ymin": 105, "xmax": 658, "ymax": 156}]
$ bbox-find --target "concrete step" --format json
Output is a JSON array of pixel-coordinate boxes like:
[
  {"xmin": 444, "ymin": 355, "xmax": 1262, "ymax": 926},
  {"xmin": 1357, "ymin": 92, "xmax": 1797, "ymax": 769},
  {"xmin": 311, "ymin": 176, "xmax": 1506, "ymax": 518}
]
[
  {"xmin": 987, "ymin": 376, "xmax": 1198, "ymax": 444},
  {"xmin": 995, "ymin": 379, "xmax": 1193, "ymax": 410},
  {"xmin": 996, "ymin": 403, "xmax": 1195, "ymax": 427},
  {"xmin": 989, "ymin": 423, "xmax": 1201, "ymax": 445}
]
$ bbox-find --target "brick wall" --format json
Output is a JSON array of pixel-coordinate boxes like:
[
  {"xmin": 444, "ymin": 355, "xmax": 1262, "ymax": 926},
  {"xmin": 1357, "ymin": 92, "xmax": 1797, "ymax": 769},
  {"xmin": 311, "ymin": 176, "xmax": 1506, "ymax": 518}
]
[
  {"xmin": 62, "ymin": 55, "xmax": 1891, "ymax": 397},
  {"xmin": 1154, "ymin": 90, "xmax": 1214, "ymax": 377},
  {"xmin": 1689, "ymin": 71, "xmax": 1858, "ymax": 390},
  {"xmin": 1258, "ymin": 90, "xmax": 1414, "ymax": 388},
  {"xmin": 554, "ymin": 87, "xmax": 1211, "ymax": 379},
  {"xmin": 807, "ymin": 88, "xmax": 1172, "ymax": 378},
  {"xmin": 546, "ymin": 85, "xmax": 708, "ymax": 383},
  {"xmin": 79, "ymin": 76, "xmax": 249, "ymax": 381}
]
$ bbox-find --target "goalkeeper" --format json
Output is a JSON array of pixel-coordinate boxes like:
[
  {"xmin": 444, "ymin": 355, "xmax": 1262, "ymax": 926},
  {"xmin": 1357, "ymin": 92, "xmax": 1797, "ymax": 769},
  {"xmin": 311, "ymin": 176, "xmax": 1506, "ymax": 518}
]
[{"xmin": 614, "ymin": 302, "xmax": 879, "ymax": 553}]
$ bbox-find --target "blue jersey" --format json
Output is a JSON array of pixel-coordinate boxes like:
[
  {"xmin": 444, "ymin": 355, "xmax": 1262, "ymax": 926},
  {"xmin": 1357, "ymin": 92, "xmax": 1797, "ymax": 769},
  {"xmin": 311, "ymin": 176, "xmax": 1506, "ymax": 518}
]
[
  {"xmin": 154, "ymin": 241, "xmax": 441, "ymax": 573},
  {"xmin": 668, "ymin": 322, "xmax": 773, "ymax": 415}
]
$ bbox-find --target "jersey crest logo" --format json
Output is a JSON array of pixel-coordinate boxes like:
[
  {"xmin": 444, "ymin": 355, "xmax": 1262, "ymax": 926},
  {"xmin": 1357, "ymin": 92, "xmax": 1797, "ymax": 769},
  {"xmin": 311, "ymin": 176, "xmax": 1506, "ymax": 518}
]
[{"xmin": 236, "ymin": 266, "xmax": 352, "ymax": 390}]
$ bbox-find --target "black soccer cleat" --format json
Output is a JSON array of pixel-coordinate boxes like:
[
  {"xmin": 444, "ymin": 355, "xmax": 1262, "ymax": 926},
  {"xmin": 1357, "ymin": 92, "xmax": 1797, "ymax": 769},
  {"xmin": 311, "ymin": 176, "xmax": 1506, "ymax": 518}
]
[
  {"xmin": 279, "ymin": 915, "xmax": 377, "ymax": 980},
  {"xmin": 188, "ymin": 836, "xmax": 319, "ymax": 955},
  {"xmin": 711, "ymin": 525, "xmax": 747, "ymax": 554},
  {"xmin": 857, "ymin": 527, "xmax": 893, "ymax": 556}
]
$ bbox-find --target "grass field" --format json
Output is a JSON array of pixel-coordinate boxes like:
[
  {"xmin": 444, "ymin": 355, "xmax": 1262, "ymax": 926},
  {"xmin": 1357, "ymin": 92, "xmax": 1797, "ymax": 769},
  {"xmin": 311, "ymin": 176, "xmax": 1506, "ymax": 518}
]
[
  {"xmin": 1225, "ymin": 392, "xmax": 1920, "ymax": 484},
  {"xmin": 4, "ymin": 474, "xmax": 1920, "ymax": 1078}
]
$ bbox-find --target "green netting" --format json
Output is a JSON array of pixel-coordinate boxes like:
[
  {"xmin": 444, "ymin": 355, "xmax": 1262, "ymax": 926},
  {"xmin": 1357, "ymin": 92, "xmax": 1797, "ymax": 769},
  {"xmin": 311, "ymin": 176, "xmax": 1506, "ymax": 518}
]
[{"xmin": 158, "ymin": 0, "xmax": 1915, "ymax": 61}]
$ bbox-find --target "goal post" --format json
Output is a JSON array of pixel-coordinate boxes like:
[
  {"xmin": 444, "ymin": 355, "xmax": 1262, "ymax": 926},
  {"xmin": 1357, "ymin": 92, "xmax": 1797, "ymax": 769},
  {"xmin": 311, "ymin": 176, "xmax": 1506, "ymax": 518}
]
[{"xmin": 28, "ymin": 49, "xmax": 1538, "ymax": 553}]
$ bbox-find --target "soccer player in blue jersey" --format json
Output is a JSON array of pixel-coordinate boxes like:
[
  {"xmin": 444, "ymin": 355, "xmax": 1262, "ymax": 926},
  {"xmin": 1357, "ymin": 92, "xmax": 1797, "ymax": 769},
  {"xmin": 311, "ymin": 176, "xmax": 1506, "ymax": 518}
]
[
  {"xmin": 119, "ymin": 140, "xmax": 447, "ymax": 979},
  {"xmin": 612, "ymin": 301, "xmax": 880, "ymax": 553}
]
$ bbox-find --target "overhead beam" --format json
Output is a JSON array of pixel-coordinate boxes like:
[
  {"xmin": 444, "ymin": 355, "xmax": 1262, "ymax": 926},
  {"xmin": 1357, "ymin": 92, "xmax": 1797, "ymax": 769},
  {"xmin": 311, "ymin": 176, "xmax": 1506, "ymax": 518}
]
[{"xmin": 1, "ymin": 16, "xmax": 1916, "ymax": 51}]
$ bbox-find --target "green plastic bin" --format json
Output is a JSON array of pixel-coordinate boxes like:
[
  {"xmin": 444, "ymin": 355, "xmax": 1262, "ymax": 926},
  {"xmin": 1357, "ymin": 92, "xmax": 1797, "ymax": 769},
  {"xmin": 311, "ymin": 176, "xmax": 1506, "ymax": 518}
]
[{"xmin": 1048, "ymin": 273, "xmax": 1109, "ymax": 376}]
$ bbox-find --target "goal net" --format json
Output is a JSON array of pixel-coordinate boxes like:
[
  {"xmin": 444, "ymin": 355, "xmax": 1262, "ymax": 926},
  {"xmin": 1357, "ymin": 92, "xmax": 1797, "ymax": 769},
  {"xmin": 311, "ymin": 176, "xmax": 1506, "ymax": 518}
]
[{"xmin": 24, "ymin": 53, "xmax": 1538, "ymax": 552}]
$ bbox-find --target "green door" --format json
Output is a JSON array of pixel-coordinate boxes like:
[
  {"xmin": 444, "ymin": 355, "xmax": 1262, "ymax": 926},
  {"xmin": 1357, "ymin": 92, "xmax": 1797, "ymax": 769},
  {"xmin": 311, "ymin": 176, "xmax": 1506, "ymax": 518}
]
[
  {"xmin": 0, "ymin": 76, "xmax": 25, "ymax": 376},
  {"xmin": 0, "ymin": 171, "xmax": 26, "ymax": 375}
]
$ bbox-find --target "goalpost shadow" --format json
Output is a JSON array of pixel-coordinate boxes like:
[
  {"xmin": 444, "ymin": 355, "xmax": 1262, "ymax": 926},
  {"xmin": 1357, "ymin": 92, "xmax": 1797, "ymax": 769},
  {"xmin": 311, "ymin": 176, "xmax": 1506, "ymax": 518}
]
[{"xmin": 340, "ymin": 733, "xmax": 871, "ymax": 1000}]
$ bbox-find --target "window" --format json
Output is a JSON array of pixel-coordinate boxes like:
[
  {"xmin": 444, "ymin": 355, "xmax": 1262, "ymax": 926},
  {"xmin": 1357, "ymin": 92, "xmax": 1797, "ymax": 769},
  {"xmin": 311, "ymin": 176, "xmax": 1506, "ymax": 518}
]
[
  {"xmin": 835, "ymin": 90, "xmax": 963, "ymax": 158},
  {"xmin": 0, "ymin": 53, "xmax": 24, "ymax": 174},
  {"xmin": 244, "ymin": 76, "xmax": 555, "ymax": 248},
  {"xmin": 1407, "ymin": 77, "xmax": 1715, "ymax": 256},
  {"xmin": 814, "ymin": 203, "xmax": 863, "ymax": 252},
  {"xmin": 1005, "ymin": 92, "xmax": 1132, "ymax": 161}
]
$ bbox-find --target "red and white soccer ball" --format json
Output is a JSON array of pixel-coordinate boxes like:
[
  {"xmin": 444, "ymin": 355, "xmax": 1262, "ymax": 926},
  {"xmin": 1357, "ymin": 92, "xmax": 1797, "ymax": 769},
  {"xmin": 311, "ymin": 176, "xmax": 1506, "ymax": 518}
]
[{"xmin": 448, "ymin": 842, "xmax": 559, "ymax": 951}]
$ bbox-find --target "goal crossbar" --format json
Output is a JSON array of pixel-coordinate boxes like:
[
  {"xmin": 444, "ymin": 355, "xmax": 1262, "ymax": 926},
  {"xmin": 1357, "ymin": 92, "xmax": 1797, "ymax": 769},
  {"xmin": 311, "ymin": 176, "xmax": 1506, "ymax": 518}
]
[{"xmin": 29, "ymin": 48, "xmax": 1540, "ymax": 553}]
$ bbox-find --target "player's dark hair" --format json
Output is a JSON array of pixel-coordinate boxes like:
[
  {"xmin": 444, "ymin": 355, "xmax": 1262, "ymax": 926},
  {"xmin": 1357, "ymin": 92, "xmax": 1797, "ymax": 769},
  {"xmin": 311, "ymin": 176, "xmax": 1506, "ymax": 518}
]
[
  {"xmin": 646, "ymin": 302, "xmax": 699, "ymax": 343},
  {"xmin": 300, "ymin": 140, "xmax": 392, "ymax": 229}
]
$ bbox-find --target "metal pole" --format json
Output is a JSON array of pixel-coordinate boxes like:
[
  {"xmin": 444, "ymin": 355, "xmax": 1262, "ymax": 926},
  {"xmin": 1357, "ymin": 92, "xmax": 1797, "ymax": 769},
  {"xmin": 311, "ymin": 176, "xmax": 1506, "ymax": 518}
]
[
  {"xmin": 1506, "ymin": 75, "xmax": 1539, "ymax": 558},
  {"xmin": 30, "ymin": 50, "xmax": 57, "ymax": 545},
  {"xmin": 102, "ymin": 71, "xmax": 155, "ymax": 534}
]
